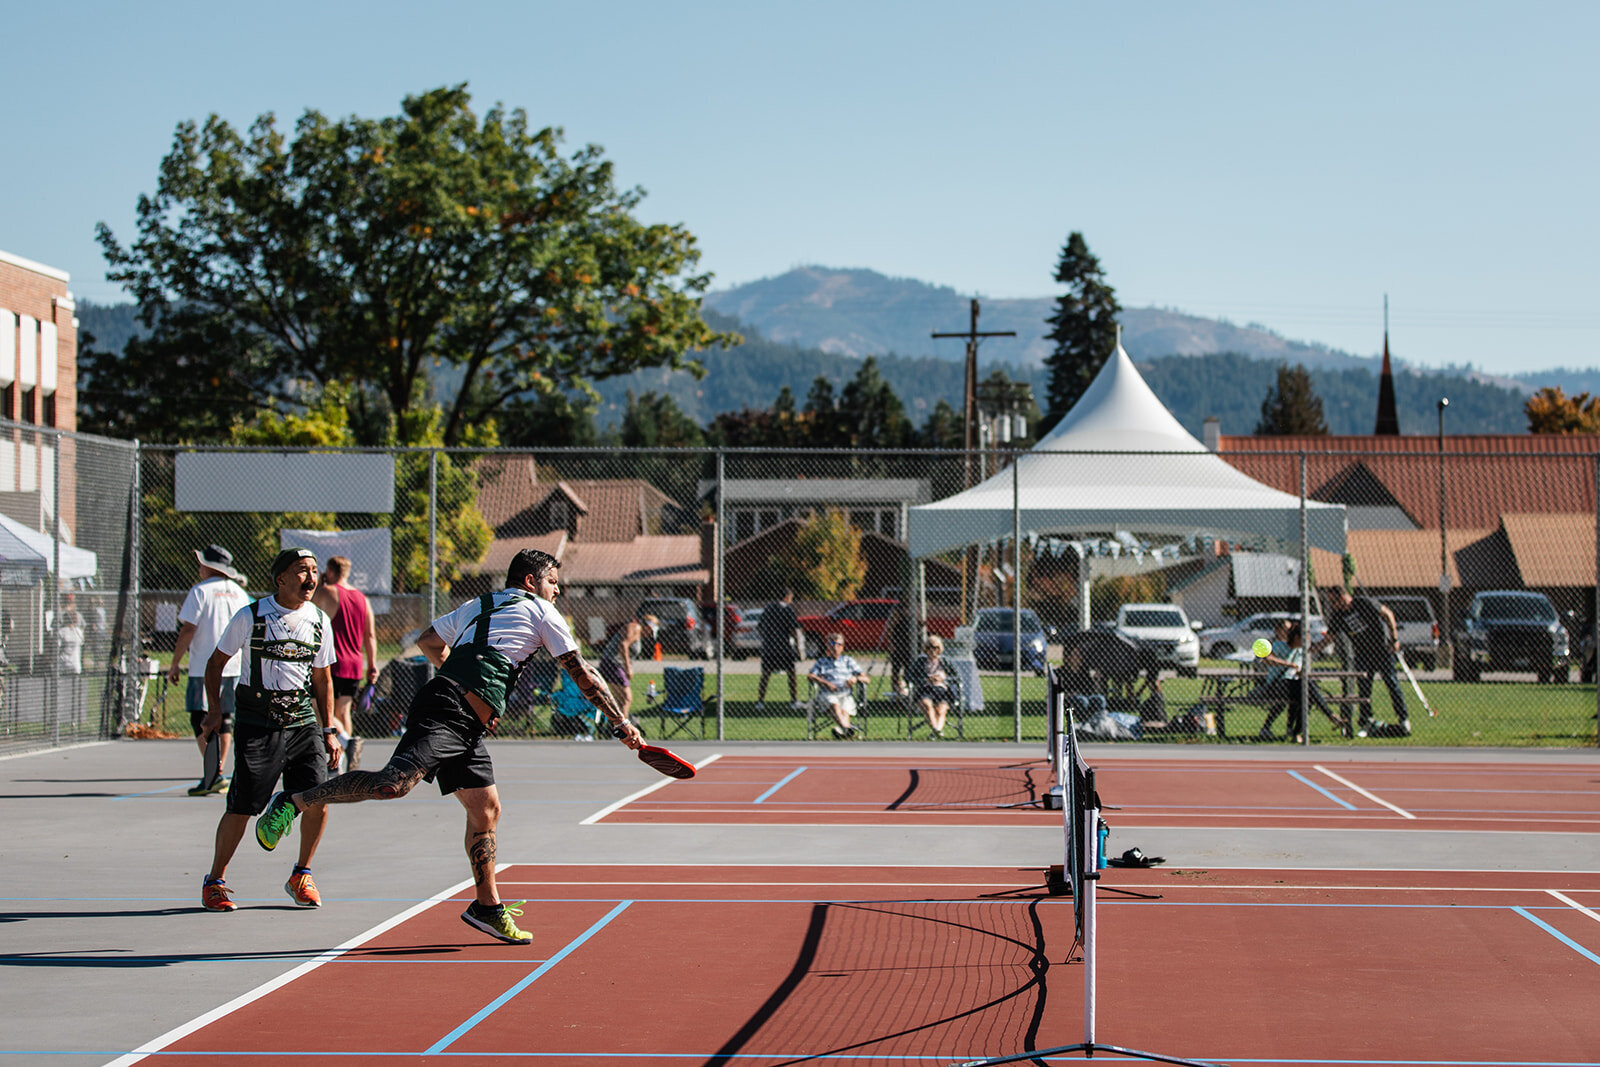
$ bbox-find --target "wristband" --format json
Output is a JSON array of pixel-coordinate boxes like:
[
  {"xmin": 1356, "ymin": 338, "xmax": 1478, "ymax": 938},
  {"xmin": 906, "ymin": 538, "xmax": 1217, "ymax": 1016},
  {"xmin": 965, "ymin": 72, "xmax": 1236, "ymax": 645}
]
[{"xmin": 322, "ymin": 727, "xmax": 338, "ymax": 736}]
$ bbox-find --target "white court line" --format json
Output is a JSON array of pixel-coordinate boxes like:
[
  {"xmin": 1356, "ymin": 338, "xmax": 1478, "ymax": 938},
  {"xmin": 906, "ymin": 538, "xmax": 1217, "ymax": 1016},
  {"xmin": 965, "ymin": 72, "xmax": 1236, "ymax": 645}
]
[
  {"xmin": 1548, "ymin": 889, "xmax": 1600, "ymax": 923},
  {"xmin": 100, "ymin": 872, "xmax": 480, "ymax": 1067},
  {"xmin": 579, "ymin": 752, "xmax": 722, "ymax": 825},
  {"xmin": 1314, "ymin": 764, "xmax": 1416, "ymax": 819}
]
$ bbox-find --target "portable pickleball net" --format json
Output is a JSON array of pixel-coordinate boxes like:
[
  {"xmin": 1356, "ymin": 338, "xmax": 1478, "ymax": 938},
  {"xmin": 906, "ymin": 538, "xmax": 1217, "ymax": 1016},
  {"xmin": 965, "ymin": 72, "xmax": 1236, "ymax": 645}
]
[{"xmin": 952, "ymin": 685, "xmax": 1225, "ymax": 1067}]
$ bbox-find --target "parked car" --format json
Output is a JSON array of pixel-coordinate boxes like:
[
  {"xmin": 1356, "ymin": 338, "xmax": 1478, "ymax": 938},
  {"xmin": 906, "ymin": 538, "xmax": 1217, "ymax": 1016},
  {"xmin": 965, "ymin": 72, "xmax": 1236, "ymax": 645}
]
[
  {"xmin": 699, "ymin": 599, "xmax": 745, "ymax": 655},
  {"xmin": 1115, "ymin": 602, "xmax": 1201, "ymax": 677},
  {"xmin": 1377, "ymin": 595, "xmax": 1440, "ymax": 670},
  {"xmin": 729, "ymin": 606, "xmax": 763, "ymax": 659},
  {"xmin": 1453, "ymin": 590, "xmax": 1569, "ymax": 683},
  {"xmin": 970, "ymin": 607, "xmax": 1053, "ymax": 675},
  {"xmin": 796, "ymin": 599, "xmax": 959, "ymax": 656},
  {"xmin": 1199, "ymin": 611, "xmax": 1327, "ymax": 659},
  {"xmin": 635, "ymin": 597, "xmax": 714, "ymax": 659}
]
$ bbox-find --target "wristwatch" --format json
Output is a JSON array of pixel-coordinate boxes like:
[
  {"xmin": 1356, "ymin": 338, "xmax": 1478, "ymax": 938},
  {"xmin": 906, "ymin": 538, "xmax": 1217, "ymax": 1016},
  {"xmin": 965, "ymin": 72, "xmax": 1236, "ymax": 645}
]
[{"xmin": 322, "ymin": 727, "xmax": 339, "ymax": 736}]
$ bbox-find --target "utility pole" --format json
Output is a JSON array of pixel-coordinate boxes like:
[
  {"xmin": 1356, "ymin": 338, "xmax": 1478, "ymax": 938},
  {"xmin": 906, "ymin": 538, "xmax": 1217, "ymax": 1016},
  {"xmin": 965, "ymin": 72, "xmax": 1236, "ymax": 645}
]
[
  {"xmin": 933, "ymin": 299, "xmax": 1016, "ymax": 620},
  {"xmin": 933, "ymin": 299, "xmax": 1017, "ymax": 492}
]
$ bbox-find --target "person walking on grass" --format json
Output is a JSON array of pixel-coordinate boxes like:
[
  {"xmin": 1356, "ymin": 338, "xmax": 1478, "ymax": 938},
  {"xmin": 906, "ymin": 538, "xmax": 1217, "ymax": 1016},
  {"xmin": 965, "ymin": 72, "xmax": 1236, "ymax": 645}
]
[
  {"xmin": 312, "ymin": 555, "xmax": 378, "ymax": 771},
  {"xmin": 756, "ymin": 589, "xmax": 805, "ymax": 710},
  {"xmin": 254, "ymin": 549, "xmax": 643, "ymax": 945},
  {"xmin": 170, "ymin": 545, "xmax": 251, "ymax": 796},
  {"xmin": 200, "ymin": 549, "xmax": 339, "ymax": 912}
]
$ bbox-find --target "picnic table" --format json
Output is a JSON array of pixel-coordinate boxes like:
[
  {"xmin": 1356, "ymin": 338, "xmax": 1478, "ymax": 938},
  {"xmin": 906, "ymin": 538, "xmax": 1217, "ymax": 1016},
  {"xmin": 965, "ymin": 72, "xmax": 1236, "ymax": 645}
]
[{"xmin": 1196, "ymin": 657, "xmax": 1371, "ymax": 739}]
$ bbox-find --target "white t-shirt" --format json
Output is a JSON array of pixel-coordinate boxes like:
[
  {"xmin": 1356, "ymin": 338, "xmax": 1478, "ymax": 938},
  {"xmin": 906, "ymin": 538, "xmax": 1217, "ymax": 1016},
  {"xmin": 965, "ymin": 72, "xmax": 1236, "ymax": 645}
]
[
  {"xmin": 178, "ymin": 576, "xmax": 252, "ymax": 678},
  {"xmin": 214, "ymin": 596, "xmax": 336, "ymax": 691},
  {"xmin": 432, "ymin": 589, "xmax": 577, "ymax": 666}
]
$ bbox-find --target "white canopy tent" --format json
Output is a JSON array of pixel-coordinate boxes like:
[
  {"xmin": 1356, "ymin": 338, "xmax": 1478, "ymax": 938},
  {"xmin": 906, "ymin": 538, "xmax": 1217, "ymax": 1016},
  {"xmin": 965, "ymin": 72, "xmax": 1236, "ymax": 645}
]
[
  {"xmin": 0, "ymin": 512, "xmax": 96, "ymax": 584},
  {"xmin": 906, "ymin": 338, "xmax": 1346, "ymax": 624}
]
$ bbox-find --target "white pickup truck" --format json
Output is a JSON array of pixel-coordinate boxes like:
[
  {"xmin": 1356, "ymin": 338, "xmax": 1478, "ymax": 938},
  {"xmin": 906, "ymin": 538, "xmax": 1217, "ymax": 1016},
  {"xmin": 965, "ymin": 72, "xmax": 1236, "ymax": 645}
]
[{"xmin": 1115, "ymin": 603, "xmax": 1202, "ymax": 677}]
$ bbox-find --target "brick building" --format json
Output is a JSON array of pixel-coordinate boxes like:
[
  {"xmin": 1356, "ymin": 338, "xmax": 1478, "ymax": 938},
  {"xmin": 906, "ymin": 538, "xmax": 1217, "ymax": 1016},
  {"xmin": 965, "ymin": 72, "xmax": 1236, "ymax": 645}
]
[{"xmin": 0, "ymin": 248, "xmax": 76, "ymax": 433}]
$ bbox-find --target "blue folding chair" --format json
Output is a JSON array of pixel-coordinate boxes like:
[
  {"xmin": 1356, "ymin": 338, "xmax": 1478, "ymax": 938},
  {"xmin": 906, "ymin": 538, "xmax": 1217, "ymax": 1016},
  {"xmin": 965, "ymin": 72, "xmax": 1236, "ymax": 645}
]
[
  {"xmin": 547, "ymin": 672, "xmax": 602, "ymax": 740},
  {"xmin": 656, "ymin": 665, "xmax": 707, "ymax": 739}
]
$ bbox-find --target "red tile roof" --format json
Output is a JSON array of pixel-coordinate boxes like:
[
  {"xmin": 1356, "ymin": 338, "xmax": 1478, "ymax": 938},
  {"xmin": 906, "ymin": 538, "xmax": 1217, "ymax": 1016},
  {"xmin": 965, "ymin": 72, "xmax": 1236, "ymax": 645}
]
[{"xmin": 1218, "ymin": 434, "xmax": 1600, "ymax": 530}]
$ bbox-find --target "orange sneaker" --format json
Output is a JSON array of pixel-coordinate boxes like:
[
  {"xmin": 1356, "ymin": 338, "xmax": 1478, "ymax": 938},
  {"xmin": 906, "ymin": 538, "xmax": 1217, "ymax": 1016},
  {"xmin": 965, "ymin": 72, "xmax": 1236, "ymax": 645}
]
[
  {"xmin": 202, "ymin": 878, "xmax": 235, "ymax": 912},
  {"xmin": 284, "ymin": 869, "xmax": 321, "ymax": 908}
]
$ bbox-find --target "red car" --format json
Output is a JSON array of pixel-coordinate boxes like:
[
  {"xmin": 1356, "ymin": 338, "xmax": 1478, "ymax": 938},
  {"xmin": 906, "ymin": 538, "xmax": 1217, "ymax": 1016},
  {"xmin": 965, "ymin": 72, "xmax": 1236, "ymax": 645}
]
[{"xmin": 796, "ymin": 599, "xmax": 957, "ymax": 656}]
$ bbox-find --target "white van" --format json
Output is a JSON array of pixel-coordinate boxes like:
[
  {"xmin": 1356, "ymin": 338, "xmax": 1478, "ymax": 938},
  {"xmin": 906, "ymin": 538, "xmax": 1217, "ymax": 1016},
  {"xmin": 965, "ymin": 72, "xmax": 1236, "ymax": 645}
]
[{"xmin": 1377, "ymin": 595, "xmax": 1439, "ymax": 670}]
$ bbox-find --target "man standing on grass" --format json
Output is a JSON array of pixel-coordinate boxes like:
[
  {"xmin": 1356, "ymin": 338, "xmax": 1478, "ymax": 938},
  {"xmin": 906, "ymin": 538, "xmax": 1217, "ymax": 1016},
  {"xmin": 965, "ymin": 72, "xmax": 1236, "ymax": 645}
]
[
  {"xmin": 170, "ymin": 545, "xmax": 251, "ymax": 796},
  {"xmin": 1318, "ymin": 587, "xmax": 1409, "ymax": 737},
  {"xmin": 254, "ymin": 549, "xmax": 642, "ymax": 946},
  {"xmin": 755, "ymin": 589, "xmax": 805, "ymax": 710},
  {"xmin": 312, "ymin": 556, "xmax": 378, "ymax": 771},
  {"xmin": 200, "ymin": 549, "xmax": 340, "ymax": 912}
]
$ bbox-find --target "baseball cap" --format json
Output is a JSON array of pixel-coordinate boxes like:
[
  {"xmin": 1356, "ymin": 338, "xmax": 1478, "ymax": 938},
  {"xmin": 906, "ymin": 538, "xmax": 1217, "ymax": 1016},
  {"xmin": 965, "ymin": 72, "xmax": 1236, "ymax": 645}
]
[{"xmin": 271, "ymin": 548, "xmax": 317, "ymax": 582}]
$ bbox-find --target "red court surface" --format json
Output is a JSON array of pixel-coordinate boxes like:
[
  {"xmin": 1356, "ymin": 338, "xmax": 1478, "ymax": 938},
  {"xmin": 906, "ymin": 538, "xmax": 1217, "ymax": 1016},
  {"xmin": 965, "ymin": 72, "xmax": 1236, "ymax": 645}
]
[
  {"xmin": 597, "ymin": 754, "xmax": 1600, "ymax": 833},
  {"xmin": 118, "ymin": 862, "xmax": 1600, "ymax": 1066}
]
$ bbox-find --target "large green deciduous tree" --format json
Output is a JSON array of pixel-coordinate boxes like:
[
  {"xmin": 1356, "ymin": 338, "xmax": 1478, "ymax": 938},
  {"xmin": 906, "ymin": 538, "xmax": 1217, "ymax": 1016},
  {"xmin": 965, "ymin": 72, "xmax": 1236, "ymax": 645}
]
[
  {"xmin": 89, "ymin": 85, "xmax": 735, "ymax": 444},
  {"xmin": 1040, "ymin": 232, "xmax": 1121, "ymax": 437},
  {"xmin": 1255, "ymin": 362, "xmax": 1329, "ymax": 435}
]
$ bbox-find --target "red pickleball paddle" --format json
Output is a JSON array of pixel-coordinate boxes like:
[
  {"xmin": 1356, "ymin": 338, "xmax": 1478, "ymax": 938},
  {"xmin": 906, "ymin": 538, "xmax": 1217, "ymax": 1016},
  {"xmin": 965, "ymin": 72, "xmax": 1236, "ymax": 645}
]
[{"xmin": 612, "ymin": 727, "xmax": 696, "ymax": 779}]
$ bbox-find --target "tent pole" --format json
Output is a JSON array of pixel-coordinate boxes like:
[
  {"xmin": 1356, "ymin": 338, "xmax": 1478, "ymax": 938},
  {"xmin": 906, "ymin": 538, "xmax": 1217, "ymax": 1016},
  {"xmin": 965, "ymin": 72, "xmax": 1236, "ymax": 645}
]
[{"xmin": 1300, "ymin": 451, "xmax": 1310, "ymax": 748}]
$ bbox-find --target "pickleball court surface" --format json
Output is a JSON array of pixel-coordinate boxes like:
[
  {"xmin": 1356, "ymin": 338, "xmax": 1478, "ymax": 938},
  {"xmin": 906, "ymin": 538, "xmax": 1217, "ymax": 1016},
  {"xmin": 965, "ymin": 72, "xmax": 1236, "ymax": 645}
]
[{"xmin": 5, "ymin": 740, "xmax": 1600, "ymax": 1067}]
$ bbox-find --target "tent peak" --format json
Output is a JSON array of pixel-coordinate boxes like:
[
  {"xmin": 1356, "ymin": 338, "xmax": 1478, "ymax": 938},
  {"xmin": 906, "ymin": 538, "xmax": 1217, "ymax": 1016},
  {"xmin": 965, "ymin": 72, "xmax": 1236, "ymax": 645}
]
[{"xmin": 1033, "ymin": 335, "xmax": 1208, "ymax": 453}]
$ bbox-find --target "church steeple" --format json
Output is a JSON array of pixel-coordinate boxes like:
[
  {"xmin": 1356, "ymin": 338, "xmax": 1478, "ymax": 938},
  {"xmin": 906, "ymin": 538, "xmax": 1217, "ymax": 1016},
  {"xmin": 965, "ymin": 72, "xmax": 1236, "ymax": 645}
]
[{"xmin": 1374, "ymin": 294, "xmax": 1400, "ymax": 436}]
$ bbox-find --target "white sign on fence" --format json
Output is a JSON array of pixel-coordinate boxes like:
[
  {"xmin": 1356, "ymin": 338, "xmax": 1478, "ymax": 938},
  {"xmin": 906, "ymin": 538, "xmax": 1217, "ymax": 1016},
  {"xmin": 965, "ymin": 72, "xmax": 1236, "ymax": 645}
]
[{"xmin": 175, "ymin": 452, "xmax": 395, "ymax": 513}]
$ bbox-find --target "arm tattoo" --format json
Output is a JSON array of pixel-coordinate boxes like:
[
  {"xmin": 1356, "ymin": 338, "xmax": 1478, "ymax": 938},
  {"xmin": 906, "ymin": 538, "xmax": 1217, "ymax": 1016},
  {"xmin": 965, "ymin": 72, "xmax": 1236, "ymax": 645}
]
[
  {"xmin": 469, "ymin": 830, "xmax": 496, "ymax": 889},
  {"xmin": 558, "ymin": 650, "xmax": 625, "ymax": 723}
]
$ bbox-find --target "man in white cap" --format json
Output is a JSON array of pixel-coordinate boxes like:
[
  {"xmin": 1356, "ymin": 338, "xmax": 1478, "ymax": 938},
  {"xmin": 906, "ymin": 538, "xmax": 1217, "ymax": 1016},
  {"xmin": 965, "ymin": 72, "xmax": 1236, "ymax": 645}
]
[{"xmin": 170, "ymin": 545, "xmax": 251, "ymax": 796}]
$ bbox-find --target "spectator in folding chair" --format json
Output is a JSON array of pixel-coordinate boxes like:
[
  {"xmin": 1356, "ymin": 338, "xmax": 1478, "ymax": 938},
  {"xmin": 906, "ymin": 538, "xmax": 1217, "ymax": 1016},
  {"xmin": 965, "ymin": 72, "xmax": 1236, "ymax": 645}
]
[
  {"xmin": 906, "ymin": 635, "xmax": 961, "ymax": 738},
  {"xmin": 807, "ymin": 632, "xmax": 870, "ymax": 739}
]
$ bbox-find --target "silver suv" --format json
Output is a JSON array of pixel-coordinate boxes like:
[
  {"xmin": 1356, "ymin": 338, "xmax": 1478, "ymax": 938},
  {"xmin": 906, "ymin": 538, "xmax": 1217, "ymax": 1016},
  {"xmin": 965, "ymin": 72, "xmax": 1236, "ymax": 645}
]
[
  {"xmin": 1115, "ymin": 603, "xmax": 1201, "ymax": 677},
  {"xmin": 1377, "ymin": 595, "xmax": 1439, "ymax": 671}
]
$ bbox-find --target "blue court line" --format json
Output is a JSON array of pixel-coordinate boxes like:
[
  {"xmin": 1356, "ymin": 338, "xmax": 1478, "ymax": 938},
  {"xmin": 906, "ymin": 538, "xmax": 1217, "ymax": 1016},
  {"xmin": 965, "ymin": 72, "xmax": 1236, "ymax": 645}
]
[
  {"xmin": 753, "ymin": 766, "xmax": 807, "ymax": 804},
  {"xmin": 1288, "ymin": 769, "xmax": 1358, "ymax": 810},
  {"xmin": 425, "ymin": 900, "xmax": 633, "ymax": 1054},
  {"xmin": 1515, "ymin": 906, "xmax": 1600, "ymax": 967}
]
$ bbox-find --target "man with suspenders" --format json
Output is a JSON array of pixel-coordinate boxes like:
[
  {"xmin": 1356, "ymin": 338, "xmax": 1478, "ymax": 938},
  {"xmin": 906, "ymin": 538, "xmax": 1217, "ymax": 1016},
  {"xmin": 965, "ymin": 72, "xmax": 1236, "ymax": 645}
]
[
  {"xmin": 199, "ymin": 548, "xmax": 340, "ymax": 912},
  {"xmin": 254, "ymin": 548, "xmax": 642, "ymax": 945}
]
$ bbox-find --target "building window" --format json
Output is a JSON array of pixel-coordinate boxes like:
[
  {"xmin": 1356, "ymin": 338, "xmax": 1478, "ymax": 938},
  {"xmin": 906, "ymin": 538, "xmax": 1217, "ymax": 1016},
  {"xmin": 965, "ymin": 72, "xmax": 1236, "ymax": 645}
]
[
  {"xmin": 2, "ymin": 384, "xmax": 12, "ymax": 420},
  {"xmin": 42, "ymin": 393, "xmax": 55, "ymax": 428},
  {"xmin": 20, "ymin": 388, "xmax": 35, "ymax": 425}
]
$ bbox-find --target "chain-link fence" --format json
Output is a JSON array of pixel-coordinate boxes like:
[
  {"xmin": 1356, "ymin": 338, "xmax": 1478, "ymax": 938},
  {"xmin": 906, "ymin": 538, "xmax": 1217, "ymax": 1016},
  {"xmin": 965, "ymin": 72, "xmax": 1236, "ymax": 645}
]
[
  {"xmin": 0, "ymin": 420, "xmax": 139, "ymax": 757},
  {"xmin": 120, "ymin": 443, "xmax": 1600, "ymax": 750}
]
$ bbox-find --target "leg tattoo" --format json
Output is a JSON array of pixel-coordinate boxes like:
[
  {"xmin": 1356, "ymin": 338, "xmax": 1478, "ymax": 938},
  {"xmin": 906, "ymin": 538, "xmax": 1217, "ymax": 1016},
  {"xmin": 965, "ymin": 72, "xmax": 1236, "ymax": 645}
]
[
  {"xmin": 468, "ymin": 830, "xmax": 497, "ymax": 891},
  {"xmin": 300, "ymin": 764, "xmax": 425, "ymax": 806}
]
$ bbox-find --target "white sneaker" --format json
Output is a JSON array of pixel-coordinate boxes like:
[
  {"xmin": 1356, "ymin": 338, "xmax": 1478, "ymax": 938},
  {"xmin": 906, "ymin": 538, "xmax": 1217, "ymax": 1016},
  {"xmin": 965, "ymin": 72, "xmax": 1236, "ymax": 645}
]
[
  {"xmin": 754, "ymin": 701, "xmax": 765, "ymax": 710},
  {"xmin": 790, "ymin": 701, "xmax": 806, "ymax": 710}
]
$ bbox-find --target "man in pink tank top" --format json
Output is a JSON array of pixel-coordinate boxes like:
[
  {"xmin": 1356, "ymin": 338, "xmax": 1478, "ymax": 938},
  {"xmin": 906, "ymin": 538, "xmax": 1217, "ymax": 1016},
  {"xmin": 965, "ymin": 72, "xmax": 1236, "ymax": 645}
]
[{"xmin": 312, "ymin": 556, "xmax": 378, "ymax": 770}]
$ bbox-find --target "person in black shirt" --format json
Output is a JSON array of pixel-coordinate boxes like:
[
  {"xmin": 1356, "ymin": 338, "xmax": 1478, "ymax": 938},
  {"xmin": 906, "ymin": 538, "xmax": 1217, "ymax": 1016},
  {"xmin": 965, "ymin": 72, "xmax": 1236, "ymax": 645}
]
[
  {"xmin": 1317, "ymin": 587, "xmax": 1409, "ymax": 736},
  {"xmin": 756, "ymin": 590, "xmax": 805, "ymax": 710}
]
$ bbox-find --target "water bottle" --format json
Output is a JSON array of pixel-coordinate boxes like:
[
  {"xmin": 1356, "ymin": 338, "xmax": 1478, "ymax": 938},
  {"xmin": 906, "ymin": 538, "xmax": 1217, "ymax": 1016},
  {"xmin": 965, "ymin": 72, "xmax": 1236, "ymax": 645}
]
[{"xmin": 647, "ymin": 680, "xmax": 657, "ymax": 701}]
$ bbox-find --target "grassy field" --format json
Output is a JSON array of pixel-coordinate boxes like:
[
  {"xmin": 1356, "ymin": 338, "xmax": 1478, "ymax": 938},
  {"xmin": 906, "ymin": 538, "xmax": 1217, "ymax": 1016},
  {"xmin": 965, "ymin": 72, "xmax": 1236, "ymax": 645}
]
[{"xmin": 128, "ymin": 650, "xmax": 1600, "ymax": 749}]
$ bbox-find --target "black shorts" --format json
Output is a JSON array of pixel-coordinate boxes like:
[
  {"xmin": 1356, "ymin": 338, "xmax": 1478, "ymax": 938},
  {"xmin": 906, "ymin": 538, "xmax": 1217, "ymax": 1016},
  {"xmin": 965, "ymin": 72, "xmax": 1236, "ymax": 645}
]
[
  {"xmin": 389, "ymin": 675, "xmax": 495, "ymax": 796},
  {"xmin": 187, "ymin": 677, "xmax": 235, "ymax": 736},
  {"xmin": 761, "ymin": 646, "xmax": 797, "ymax": 673},
  {"xmin": 225, "ymin": 721, "xmax": 330, "ymax": 815},
  {"xmin": 332, "ymin": 676, "xmax": 362, "ymax": 700}
]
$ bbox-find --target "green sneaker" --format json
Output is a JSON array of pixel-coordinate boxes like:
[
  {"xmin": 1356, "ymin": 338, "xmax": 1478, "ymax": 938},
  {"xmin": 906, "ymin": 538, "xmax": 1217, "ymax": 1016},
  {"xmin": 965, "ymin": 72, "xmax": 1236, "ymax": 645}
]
[
  {"xmin": 254, "ymin": 791, "xmax": 299, "ymax": 852},
  {"xmin": 460, "ymin": 901, "xmax": 533, "ymax": 945}
]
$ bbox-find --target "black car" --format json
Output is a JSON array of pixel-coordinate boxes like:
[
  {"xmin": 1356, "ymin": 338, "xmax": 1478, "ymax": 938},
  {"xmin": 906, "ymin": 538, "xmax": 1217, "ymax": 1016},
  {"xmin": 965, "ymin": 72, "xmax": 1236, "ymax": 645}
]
[{"xmin": 1453, "ymin": 590, "xmax": 1570, "ymax": 683}]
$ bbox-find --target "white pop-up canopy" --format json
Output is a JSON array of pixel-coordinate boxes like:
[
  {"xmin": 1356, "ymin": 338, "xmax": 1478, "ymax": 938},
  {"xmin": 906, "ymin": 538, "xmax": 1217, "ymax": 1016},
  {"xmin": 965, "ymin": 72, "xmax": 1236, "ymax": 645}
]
[
  {"xmin": 0, "ymin": 512, "xmax": 97, "ymax": 584},
  {"xmin": 906, "ymin": 338, "xmax": 1347, "ymax": 560}
]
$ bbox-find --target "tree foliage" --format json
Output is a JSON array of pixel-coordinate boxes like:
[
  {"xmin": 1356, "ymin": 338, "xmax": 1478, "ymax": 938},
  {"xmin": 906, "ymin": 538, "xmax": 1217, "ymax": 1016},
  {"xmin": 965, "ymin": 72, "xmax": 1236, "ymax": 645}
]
[
  {"xmin": 1255, "ymin": 362, "xmax": 1329, "ymax": 435},
  {"xmin": 88, "ymin": 84, "xmax": 734, "ymax": 444},
  {"xmin": 1041, "ymin": 232, "xmax": 1121, "ymax": 436},
  {"xmin": 1525, "ymin": 386, "xmax": 1600, "ymax": 434},
  {"xmin": 789, "ymin": 510, "xmax": 865, "ymax": 601}
]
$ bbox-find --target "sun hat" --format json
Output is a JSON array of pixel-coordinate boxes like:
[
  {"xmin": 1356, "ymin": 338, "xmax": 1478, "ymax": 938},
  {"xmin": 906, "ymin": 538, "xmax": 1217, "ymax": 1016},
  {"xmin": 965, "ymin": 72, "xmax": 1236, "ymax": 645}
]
[{"xmin": 194, "ymin": 544, "xmax": 246, "ymax": 584}]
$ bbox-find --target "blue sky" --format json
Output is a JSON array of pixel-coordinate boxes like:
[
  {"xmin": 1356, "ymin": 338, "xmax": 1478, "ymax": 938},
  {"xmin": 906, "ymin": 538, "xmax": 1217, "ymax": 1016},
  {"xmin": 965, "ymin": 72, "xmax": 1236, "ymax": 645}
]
[{"xmin": 5, "ymin": 1, "xmax": 1595, "ymax": 374}]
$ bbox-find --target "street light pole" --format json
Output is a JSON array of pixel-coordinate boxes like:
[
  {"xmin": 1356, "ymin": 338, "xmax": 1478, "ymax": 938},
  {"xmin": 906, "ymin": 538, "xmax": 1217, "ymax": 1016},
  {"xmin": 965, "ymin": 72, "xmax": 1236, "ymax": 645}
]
[{"xmin": 1438, "ymin": 398, "xmax": 1451, "ymax": 670}]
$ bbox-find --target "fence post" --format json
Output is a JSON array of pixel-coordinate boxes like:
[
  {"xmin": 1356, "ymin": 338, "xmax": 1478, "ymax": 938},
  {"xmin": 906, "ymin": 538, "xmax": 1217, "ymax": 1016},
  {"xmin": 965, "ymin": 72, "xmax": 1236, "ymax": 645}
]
[
  {"xmin": 1012, "ymin": 449, "xmax": 1022, "ymax": 742},
  {"xmin": 50, "ymin": 429, "xmax": 61, "ymax": 745},
  {"xmin": 715, "ymin": 448, "xmax": 725, "ymax": 740},
  {"xmin": 1594, "ymin": 455, "xmax": 1599, "ymax": 748},
  {"xmin": 427, "ymin": 448, "xmax": 438, "ymax": 623},
  {"xmin": 1299, "ymin": 450, "xmax": 1310, "ymax": 747}
]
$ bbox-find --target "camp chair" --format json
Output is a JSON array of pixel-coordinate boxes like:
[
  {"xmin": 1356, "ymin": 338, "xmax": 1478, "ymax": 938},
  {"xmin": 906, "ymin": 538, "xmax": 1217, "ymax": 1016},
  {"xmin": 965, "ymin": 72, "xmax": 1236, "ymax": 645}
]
[
  {"xmin": 547, "ymin": 672, "xmax": 602, "ymax": 740},
  {"xmin": 655, "ymin": 665, "xmax": 708, "ymax": 740},
  {"xmin": 806, "ymin": 677, "xmax": 870, "ymax": 739}
]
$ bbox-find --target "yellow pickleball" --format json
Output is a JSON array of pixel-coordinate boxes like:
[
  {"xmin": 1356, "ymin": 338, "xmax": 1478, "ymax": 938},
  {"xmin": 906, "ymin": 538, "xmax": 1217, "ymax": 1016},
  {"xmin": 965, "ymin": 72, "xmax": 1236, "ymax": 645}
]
[{"xmin": 1252, "ymin": 638, "xmax": 1272, "ymax": 658}]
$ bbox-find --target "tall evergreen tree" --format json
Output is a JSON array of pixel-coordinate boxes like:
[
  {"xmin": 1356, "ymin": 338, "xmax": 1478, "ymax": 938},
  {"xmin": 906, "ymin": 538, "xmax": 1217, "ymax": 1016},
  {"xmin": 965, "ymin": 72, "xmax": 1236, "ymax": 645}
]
[
  {"xmin": 1040, "ymin": 232, "xmax": 1121, "ymax": 436},
  {"xmin": 1255, "ymin": 363, "xmax": 1329, "ymax": 435},
  {"xmin": 837, "ymin": 357, "xmax": 912, "ymax": 449}
]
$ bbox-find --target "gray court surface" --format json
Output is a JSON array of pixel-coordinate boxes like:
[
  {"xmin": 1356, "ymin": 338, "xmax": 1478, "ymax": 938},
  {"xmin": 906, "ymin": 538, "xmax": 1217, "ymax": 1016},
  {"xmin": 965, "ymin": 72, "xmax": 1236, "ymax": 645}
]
[{"xmin": 2, "ymin": 738, "xmax": 1596, "ymax": 1066}]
